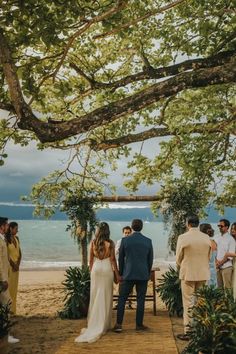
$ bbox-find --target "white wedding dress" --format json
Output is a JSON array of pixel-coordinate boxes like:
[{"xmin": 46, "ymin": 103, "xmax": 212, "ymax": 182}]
[{"xmin": 75, "ymin": 257, "xmax": 114, "ymax": 343}]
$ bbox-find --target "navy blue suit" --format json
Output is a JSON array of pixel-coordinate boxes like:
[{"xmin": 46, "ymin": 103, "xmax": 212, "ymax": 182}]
[{"xmin": 117, "ymin": 231, "xmax": 153, "ymax": 327}]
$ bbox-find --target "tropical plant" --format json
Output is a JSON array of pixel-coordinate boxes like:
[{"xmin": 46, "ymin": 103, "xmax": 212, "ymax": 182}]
[
  {"xmin": 184, "ymin": 286, "xmax": 236, "ymax": 354},
  {"xmin": 59, "ymin": 266, "xmax": 90, "ymax": 319},
  {"xmin": 0, "ymin": 301, "xmax": 12, "ymax": 339},
  {"xmin": 156, "ymin": 266, "xmax": 183, "ymax": 317}
]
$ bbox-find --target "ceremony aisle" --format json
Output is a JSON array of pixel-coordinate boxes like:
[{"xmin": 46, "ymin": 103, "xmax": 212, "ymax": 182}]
[{"xmin": 8, "ymin": 269, "xmax": 179, "ymax": 354}]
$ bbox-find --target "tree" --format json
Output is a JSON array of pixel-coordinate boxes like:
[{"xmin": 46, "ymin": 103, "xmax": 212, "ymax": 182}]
[{"xmin": 0, "ymin": 1, "xmax": 235, "ymax": 212}]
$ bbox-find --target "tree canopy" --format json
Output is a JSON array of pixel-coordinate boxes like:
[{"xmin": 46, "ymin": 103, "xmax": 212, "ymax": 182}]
[{"xmin": 0, "ymin": 0, "xmax": 235, "ymax": 212}]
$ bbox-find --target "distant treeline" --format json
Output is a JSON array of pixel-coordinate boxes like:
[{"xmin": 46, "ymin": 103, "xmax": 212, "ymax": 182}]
[{"xmin": 0, "ymin": 205, "xmax": 235, "ymax": 223}]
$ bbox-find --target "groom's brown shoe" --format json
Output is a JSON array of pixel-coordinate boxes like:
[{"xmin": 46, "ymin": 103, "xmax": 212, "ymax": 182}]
[
  {"xmin": 176, "ymin": 333, "xmax": 190, "ymax": 341},
  {"xmin": 136, "ymin": 325, "xmax": 149, "ymax": 331},
  {"xmin": 113, "ymin": 324, "xmax": 122, "ymax": 333}
]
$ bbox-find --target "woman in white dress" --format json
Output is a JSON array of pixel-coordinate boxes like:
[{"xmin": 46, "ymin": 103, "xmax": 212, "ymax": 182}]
[
  {"xmin": 200, "ymin": 223, "xmax": 217, "ymax": 286},
  {"xmin": 75, "ymin": 222, "xmax": 120, "ymax": 343}
]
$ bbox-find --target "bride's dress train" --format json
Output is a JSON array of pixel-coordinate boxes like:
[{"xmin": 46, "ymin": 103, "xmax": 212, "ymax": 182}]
[{"xmin": 75, "ymin": 257, "xmax": 113, "ymax": 343}]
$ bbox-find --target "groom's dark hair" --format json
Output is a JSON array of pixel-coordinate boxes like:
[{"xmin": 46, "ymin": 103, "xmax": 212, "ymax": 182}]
[
  {"xmin": 131, "ymin": 219, "xmax": 143, "ymax": 232},
  {"xmin": 0, "ymin": 217, "xmax": 8, "ymax": 227}
]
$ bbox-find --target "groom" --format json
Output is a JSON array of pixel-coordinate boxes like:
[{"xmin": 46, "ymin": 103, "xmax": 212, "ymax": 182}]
[{"xmin": 113, "ymin": 219, "xmax": 153, "ymax": 332}]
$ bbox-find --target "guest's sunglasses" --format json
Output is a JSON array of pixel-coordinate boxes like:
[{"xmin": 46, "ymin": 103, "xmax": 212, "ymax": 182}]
[{"xmin": 217, "ymin": 225, "xmax": 225, "ymax": 228}]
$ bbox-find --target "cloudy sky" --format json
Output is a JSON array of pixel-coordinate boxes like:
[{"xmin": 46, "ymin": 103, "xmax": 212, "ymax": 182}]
[
  {"xmin": 0, "ymin": 141, "xmax": 66, "ymax": 202},
  {"xmin": 0, "ymin": 138, "xmax": 159, "ymax": 204}
]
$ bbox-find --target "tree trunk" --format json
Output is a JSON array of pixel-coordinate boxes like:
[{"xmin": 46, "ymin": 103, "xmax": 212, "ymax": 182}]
[{"xmin": 81, "ymin": 235, "xmax": 88, "ymax": 267}]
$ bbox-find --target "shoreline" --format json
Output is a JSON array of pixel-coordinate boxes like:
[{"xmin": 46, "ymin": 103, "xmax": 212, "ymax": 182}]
[
  {"xmin": 19, "ymin": 269, "xmax": 66, "ymax": 286},
  {"xmin": 20, "ymin": 258, "xmax": 176, "ymax": 271},
  {"xmin": 19, "ymin": 265, "xmax": 166, "ymax": 286}
]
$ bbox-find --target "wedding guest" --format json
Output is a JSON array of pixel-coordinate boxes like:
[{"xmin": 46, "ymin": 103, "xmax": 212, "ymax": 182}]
[
  {"xmin": 5, "ymin": 222, "xmax": 22, "ymax": 314},
  {"xmin": 0, "ymin": 217, "xmax": 10, "ymax": 306},
  {"xmin": 176, "ymin": 215, "xmax": 211, "ymax": 341},
  {"xmin": 220, "ymin": 222, "xmax": 236, "ymax": 299},
  {"xmin": 200, "ymin": 223, "xmax": 217, "ymax": 286},
  {"xmin": 113, "ymin": 219, "xmax": 153, "ymax": 333},
  {"xmin": 0, "ymin": 217, "xmax": 19, "ymax": 344},
  {"xmin": 215, "ymin": 219, "xmax": 235, "ymax": 289},
  {"xmin": 114, "ymin": 226, "xmax": 133, "ymax": 310},
  {"xmin": 115, "ymin": 226, "xmax": 132, "ymax": 259}
]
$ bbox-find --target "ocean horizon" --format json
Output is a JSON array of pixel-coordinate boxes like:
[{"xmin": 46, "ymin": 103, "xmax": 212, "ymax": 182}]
[
  {"xmin": 1, "ymin": 204, "xmax": 234, "ymax": 270},
  {"xmin": 0, "ymin": 202, "xmax": 235, "ymax": 221},
  {"xmin": 12, "ymin": 219, "xmax": 221, "ymax": 271},
  {"xmin": 18, "ymin": 220, "xmax": 173, "ymax": 270}
]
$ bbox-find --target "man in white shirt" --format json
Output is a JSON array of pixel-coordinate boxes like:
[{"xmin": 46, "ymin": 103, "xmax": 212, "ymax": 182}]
[
  {"xmin": 0, "ymin": 216, "xmax": 20, "ymax": 344},
  {"xmin": 115, "ymin": 226, "xmax": 132, "ymax": 260},
  {"xmin": 114, "ymin": 226, "xmax": 132, "ymax": 309},
  {"xmin": 215, "ymin": 219, "xmax": 235, "ymax": 288}
]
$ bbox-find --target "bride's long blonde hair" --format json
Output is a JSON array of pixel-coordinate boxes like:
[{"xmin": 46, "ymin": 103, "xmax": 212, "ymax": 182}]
[{"xmin": 93, "ymin": 222, "xmax": 113, "ymax": 256}]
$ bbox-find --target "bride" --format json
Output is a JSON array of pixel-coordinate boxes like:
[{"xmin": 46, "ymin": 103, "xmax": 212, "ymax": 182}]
[{"xmin": 75, "ymin": 222, "xmax": 120, "ymax": 343}]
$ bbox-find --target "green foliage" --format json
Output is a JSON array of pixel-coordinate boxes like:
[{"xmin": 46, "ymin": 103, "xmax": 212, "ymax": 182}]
[
  {"xmin": 28, "ymin": 159, "xmax": 108, "ymax": 219},
  {"xmin": 0, "ymin": 301, "xmax": 12, "ymax": 338},
  {"xmin": 215, "ymin": 178, "xmax": 236, "ymax": 213},
  {"xmin": 152, "ymin": 179, "xmax": 210, "ymax": 252},
  {"xmin": 0, "ymin": 0, "xmax": 235, "ymax": 216},
  {"xmin": 156, "ymin": 266, "xmax": 183, "ymax": 317},
  {"xmin": 59, "ymin": 266, "xmax": 90, "ymax": 319},
  {"xmin": 184, "ymin": 286, "xmax": 236, "ymax": 354},
  {"xmin": 62, "ymin": 193, "xmax": 98, "ymax": 240}
]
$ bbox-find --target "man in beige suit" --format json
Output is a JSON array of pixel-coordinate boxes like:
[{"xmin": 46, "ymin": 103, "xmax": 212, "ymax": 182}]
[
  {"xmin": 176, "ymin": 215, "xmax": 211, "ymax": 341},
  {"xmin": 0, "ymin": 216, "xmax": 19, "ymax": 344}
]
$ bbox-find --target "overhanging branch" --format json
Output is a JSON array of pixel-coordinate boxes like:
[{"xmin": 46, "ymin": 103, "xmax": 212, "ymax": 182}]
[
  {"xmin": 70, "ymin": 50, "xmax": 235, "ymax": 91},
  {"xmin": 34, "ymin": 57, "xmax": 236, "ymax": 143},
  {"xmin": 82, "ymin": 120, "xmax": 236, "ymax": 151},
  {"xmin": 1, "ymin": 23, "xmax": 236, "ymax": 144}
]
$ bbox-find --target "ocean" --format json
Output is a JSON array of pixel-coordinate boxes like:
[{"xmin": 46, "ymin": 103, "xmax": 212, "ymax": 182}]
[
  {"xmin": 16, "ymin": 219, "xmax": 219, "ymax": 270},
  {"xmin": 17, "ymin": 220, "xmax": 174, "ymax": 270}
]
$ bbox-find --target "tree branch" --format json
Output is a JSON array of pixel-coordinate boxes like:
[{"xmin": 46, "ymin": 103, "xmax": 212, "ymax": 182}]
[
  {"xmin": 52, "ymin": 0, "xmax": 127, "ymax": 79},
  {"xmin": 79, "ymin": 120, "xmax": 236, "ymax": 151},
  {"xmin": 99, "ymin": 195, "xmax": 161, "ymax": 202},
  {"xmin": 34, "ymin": 56, "xmax": 236, "ymax": 143},
  {"xmin": 0, "ymin": 102, "xmax": 15, "ymax": 113},
  {"xmin": 69, "ymin": 50, "xmax": 236, "ymax": 91},
  {"xmin": 0, "ymin": 28, "xmax": 41, "ymax": 129},
  {"xmin": 1, "ymin": 24, "xmax": 236, "ymax": 144},
  {"xmin": 93, "ymin": 0, "xmax": 187, "ymax": 40}
]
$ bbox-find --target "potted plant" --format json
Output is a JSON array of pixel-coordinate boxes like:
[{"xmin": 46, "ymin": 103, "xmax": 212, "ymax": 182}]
[
  {"xmin": 59, "ymin": 266, "xmax": 90, "ymax": 319},
  {"xmin": 183, "ymin": 286, "xmax": 236, "ymax": 354},
  {"xmin": 0, "ymin": 301, "xmax": 12, "ymax": 353},
  {"xmin": 156, "ymin": 266, "xmax": 183, "ymax": 317}
]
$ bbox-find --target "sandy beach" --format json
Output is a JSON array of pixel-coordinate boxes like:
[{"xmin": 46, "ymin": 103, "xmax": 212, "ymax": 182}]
[{"xmin": 5, "ymin": 268, "xmax": 185, "ymax": 354}]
